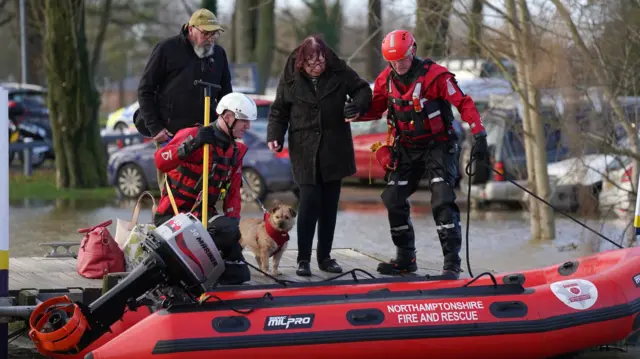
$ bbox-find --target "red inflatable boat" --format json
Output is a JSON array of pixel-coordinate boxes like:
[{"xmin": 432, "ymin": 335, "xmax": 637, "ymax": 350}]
[
  {"xmin": 27, "ymin": 213, "xmax": 640, "ymax": 359},
  {"xmin": 92, "ymin": 247, "xmax": 640, "ymax": 359}
]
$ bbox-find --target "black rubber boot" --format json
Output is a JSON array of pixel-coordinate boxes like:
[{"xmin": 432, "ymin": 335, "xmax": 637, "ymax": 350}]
[
  {"xmin": 441, "ymin": 268, "xmax": 461, "ymax": 280},
  {"xmin": 437, "ymin": 218, "xmax": 462, "ymax": 280},
  {"xmin": 218, "ymin": 243, "xmax": 250, "ymax": 285},
  {"xmin": 377, "ymin": 247, "xmax": 418, "ymax": 275}
]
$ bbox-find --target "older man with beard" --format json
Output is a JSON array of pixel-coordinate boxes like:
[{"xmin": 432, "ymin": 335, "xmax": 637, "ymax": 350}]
[{"xmin": 136, "ymin": 8, "xmax": 233, "ymax": 189}]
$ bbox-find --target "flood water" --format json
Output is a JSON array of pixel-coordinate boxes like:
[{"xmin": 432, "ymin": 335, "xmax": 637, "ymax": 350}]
[
  {"xmin": 6, "ymin": 185, "xmax": 640, "ymax": 358},
  {"xmin": 8, "ymin": 185, "xmax": 633, "ymax": 272}
]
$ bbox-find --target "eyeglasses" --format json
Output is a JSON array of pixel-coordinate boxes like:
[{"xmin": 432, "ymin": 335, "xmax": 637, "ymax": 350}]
[
  {"xmin": 195, "ymin": 27, "xmax": 221, "ymax": 39},
  {"xmin": 305, "ymin": 58, "xmax": 326, "ymax": 68}
]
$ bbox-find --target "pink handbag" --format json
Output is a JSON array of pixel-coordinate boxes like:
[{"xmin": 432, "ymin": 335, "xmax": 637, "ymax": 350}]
[{"xmin": 76, "ymin": 220, "xmax": 125, "ymax": 279}]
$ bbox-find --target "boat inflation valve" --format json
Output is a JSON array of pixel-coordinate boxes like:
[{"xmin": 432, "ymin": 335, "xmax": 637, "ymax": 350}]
[{"xmin": 558, "ymin": 261, "xmax": 579, "ymax": 276}]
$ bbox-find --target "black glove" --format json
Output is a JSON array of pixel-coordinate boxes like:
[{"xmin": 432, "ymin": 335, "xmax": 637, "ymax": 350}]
[
  {"xmin": 472, "ymin": 134, "xmax": 489, "ymax": 162},
  {"xmin": 194, "ymin": 125, "xmax": 216, "ymax": 147},
  {"xmin": 178, "ymin": 126, "xmax": 217, "ymax": 159},
  {"xmin": 470, "ymin": 133, "xmax": 491, "ymax": 184},
  {"xmin": 344, "ymin": 101, "xmax": 360, "ymax": 118}
]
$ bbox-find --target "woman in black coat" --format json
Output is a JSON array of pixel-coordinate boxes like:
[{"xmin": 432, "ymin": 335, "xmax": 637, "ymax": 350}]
[{"xmin": 267, "ymin": 35, "xmax": 372, "ymax": 277}]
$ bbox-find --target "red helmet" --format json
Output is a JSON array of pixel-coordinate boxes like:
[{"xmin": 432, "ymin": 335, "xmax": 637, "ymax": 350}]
[{"xmin": 381, "ymin": 30, "xmax": 416, "ymax": 61}]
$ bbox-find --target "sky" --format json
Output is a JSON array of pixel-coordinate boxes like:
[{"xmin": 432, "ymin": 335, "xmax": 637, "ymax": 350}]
[
  {"xmin": 216, "ymin": 0, "xmax": 418, "ymax": 27},
  {"xmin": 215, "ymin": 0, "xmax": 518, "ymax": 28}
]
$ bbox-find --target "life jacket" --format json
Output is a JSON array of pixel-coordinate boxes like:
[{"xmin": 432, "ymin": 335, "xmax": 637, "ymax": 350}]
[
  {"xmin": 263, "ymin": 212, "xmax": 289, "ymax": 257},
  {"xmin": 386, "ymin": 59, "xmax": 456, "ymax": 146},
  {"xmin": 158, "ymin": 139, "xmax": 246, "ymax": 220}
]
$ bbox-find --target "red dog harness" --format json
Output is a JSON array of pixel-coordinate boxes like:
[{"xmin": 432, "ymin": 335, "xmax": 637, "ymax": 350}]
[{"xmin": 261, "ymin": 212, "xmax": 289, "ymax": 257}]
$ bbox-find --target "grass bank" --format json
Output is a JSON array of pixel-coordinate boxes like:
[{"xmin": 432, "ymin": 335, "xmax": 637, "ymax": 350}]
[{"xmin": 10, "ymin": 169, "xmax": 118, "ymax": 201}]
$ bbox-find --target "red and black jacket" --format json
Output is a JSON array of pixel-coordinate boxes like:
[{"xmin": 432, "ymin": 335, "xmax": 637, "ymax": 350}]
[
  {"xmin": 154, "ymin": 125, "xmax": 247, "ymax": 221},
  {"xmin": 361, "ymin": 58, "xmax": 486, "ymax": 146}
]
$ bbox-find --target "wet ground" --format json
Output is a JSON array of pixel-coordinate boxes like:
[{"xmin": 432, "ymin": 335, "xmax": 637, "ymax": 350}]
[
  {"xmin": 8, "ymin": 184, "xmax": 632, "ymax": 272},
  {"xmin": 6, "ymin": 184, "xmax": 640, "ymax": 358}
]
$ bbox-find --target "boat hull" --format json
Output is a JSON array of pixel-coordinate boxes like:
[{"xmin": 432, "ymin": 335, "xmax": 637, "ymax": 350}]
[{"xmin": 84, "ymin": 246, "xmax": 640, "ymax": 359}]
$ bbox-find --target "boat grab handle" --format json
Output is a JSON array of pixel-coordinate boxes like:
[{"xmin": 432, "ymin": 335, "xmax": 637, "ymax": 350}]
[{"xmin": 463, "ymin": 272, "xmax": 498, "ymax": 289}]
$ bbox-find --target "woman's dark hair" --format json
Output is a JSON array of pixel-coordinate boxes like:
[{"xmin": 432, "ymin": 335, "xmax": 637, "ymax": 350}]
[{"xmin": 294, "ymin": 35, "xmax": 329, "ymax": 71}]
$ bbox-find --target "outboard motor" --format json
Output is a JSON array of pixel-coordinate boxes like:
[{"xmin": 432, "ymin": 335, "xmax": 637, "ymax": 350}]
[{"xmin": 27, "ymin": 213, "xmax": 225, "ymax": 356}]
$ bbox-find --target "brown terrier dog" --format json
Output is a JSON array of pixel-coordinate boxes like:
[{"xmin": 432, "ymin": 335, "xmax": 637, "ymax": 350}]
[{"xmin": 239, "ymin": 204, "xmax": 297, "ymax": 276}]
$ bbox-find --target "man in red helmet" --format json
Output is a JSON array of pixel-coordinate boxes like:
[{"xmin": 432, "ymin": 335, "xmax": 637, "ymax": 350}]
[{"xmin": 350, "ymin": 30, "xmax": 490, "ymax": 279}]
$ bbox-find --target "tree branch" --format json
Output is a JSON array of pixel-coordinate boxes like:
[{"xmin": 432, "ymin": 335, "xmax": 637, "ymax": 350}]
[
  {"xmin": 179, "ymin": 0, "xmax": 194, "ymax": 17},
  {"xmin": 90, "ymin": 0, "xmax": 113, "ymax": 74}
]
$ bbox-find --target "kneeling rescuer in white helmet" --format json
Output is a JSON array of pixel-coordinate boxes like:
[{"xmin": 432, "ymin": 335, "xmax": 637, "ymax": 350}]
[{"xmin": 152, "ymin": 92, "xmax": 258, "ymax": 285}]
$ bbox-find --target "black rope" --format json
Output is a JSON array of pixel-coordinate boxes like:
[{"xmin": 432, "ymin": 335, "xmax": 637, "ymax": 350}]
[
  {"xmin": 243, "ymin": 260, "xmax": 378, "ymax": 286},
  {"xmin": 464, "ymin": 143, "xmax": 624, "ymax": 281},
  {"xmin": 198, "ymin": 292, "xmax": 274, "ymax": 315},
  {"xmin": 320, "ymin": 268, "xmax": 378, "ymax": 282},
  {"xmin": 242, "ymin": 260, "xmax": 298, "ymax": 287}
]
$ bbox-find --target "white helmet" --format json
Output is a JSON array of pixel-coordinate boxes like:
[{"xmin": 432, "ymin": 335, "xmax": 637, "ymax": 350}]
[{"xmin": 216, "ymin": 92, "xmax": 258, "ymax": 121}]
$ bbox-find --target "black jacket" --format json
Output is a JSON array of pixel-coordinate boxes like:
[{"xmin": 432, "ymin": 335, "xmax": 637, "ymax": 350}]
[
  {"xmin": 267, "ymin": 47, "xmax": 372, "ymax": 185},
  {"xmin": 137, "ymin": 25, "xmax": 233, "ymax": 137}
]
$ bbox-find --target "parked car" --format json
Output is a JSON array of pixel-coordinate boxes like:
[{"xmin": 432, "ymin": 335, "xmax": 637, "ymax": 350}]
[
  {"xmin": 105, "ymin": 96, "xmax": 274, "ymax": 133},
  {"xmin": 460, "ymin": 105, "xmax": 572, "ymax": 207},
  {"xmin": 599, "ymin": 156, "xmax": 633, "ymax": 218},
  {"xmin": 107, "ymin": 128, "xmax": 296, "ymax": 203},
  {"xmin": 3, "ymin": 82, "xmax": 55, "ymax": 166}
]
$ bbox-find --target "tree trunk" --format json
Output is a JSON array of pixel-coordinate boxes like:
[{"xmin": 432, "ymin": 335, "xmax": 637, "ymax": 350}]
[
  {"xmin": 414, "ymin": 0, "xmax": 452, "ymax": 58},
  {"xmin": 366, "ymin": 0, "xmax": 383, "ymax": 81},
  {"xmin": 43, "ymin": 0, "xmax": 107, "ymax": 189},
  {"xmin": 201, "ymin": 0, "xmax": 216, "ymax": 15},
  {"xmin": 467, "ymin": 0, "xmax": 483, "ymax": 57},
  {"xmin": 234, "ymin": 0, "xmax": 254, "ymax": 63},
  {"xmin": 230, "ymin": 7, "xmax": 236, "ymax": 63},
  {"xmin": 506, "ymin": 0, "xmax": 540, "ymax": 239},
  {"xmin": 518, "ymin": 0, "xmax": 555, "ymax": 239},
  {"xmin": 25, "ymin": 0, "xmax": 45, "ymax": 85},
  {"xmin": 254, "ymin": 0, "xmax": 274, "ymax": 94}
]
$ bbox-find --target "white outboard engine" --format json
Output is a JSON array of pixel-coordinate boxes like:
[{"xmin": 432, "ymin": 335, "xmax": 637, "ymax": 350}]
[{"xmin": 148, "ymin": 212, "xmax": 226, "ymax": 294}]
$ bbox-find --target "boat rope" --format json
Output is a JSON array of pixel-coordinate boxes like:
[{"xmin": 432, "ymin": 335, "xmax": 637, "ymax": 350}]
[
  {"xmin": 197, "ymin": 292, "xmax": 275, "ymax": 314},
  {"xmin": 241, "ymin": 260, "xmax": 378, "ymax": 286},
  {"xmin": 464, "ymin": 142, "xmax": 624, "ymax": 278},
  {"xmin": 320, "ymin": 268, "xmax": 377, "ymax": 282},
  {"xmin": 242, "ymin": 260, "xmax": 298, "ymax": 287}
]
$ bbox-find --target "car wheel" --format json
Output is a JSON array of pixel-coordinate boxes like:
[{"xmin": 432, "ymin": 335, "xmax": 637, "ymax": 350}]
[
  {"xmin": 241, "ymin": 168, "xmax": 267, "ymax": 203},
  {"xmin": 117, "ymin": 163, "xmax": 148, "ymax": 198},
  {"xmin": 17, "ymin": 150, "xmax": 46, "ymax": 168}
]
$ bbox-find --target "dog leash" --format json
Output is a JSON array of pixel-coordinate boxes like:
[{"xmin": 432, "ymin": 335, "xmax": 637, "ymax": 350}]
[{"xmin": 241, "ymin": 174, "xmax": 268, "ymax": 213}]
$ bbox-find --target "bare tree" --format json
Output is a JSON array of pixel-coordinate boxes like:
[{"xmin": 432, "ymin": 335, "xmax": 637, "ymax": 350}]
[
  {"xmin": 366, "ymin": 0, "xmax": 383, "ymax": 81},
  {"xmin": 0, "ymin": 0, "xmax": 14, "ymax": 28},
  {"xmin": 43, "ymin": 0, "xmax": 107, "ymax": 188},
  {"xmin": 255, "ymin": 0, "xmax": 275, "ymax": 93},
  {"xmin": 414, "ymin": 0, "xmax": 453, "ymax": 57},
  {"xmin": 467, "ymin": 0, "xmax": 484, "ymax": 56},
  {"xmin": 506, "ymin": 0, "xmax": 541, "ymax": 239},
  {"xmin": 548, "ymin": 0, "xmax": 640, "ymax": 246}
]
